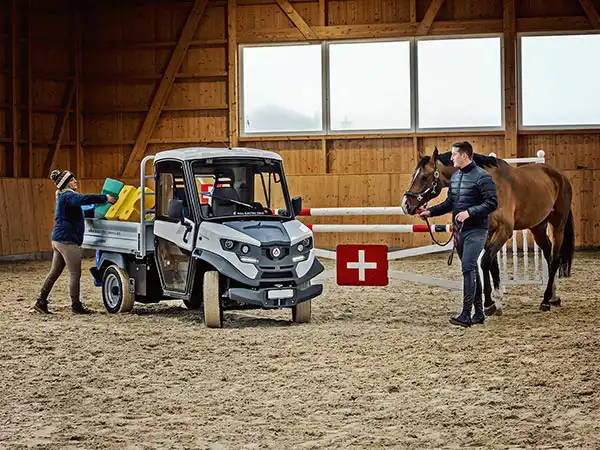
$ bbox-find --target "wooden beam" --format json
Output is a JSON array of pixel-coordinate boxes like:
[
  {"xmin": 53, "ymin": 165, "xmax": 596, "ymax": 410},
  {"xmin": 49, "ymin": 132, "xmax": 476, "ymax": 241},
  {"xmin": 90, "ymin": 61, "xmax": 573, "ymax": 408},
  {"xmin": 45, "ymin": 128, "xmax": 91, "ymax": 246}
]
[
  {"xmin": 274, "ymin": 0, "xmax": 319, "ymax": 40},
  {"xmin": 228, "ymin": 0, "xmax": 239, "ymax": 148},
  {"xmin": 27, "ymin": 0, "xmax": 33, "ymax": 177},
  {"xmin": 410, "ymin": 0, "xmax": 417, "ymax": 22},
  {"xmin": 578, "ymin": 0, "xmax": 600, "ymax": 28},
  {"xmin": 43, "ymin": 83, "xmax": 76, "ymax": 176},
  {"xmin": 83, "ymin": 71, "xmax": 228, "ymax": 83},
  {"xmin": 74, "ymin": 1, "xmax": 84, "ymax": 178},
  {"xmin": 238, "ymin": 16, "xmax": 594, "ymax": 43},
  {"xmin": 10, "ymin": 0, "xmax": 19, "ymax": 177},
  {"xmin": 84, "ymin": 38, "xmax": 228, "ymax": 50},
  {"xmin": 503, "ymin": 0, "xmax": 517, "ymax": 159},
  {"xmin": 84, "ymin": 105, "xmax": 229, "ymax": 114},
  {"xmin": 238, "ymin": 130, "xmax": 504, "ymax": 142},
  {"xmin": 416, "ymin": 0, "xmax": 445, "ymax": 35},
  {"xmin": 319, "ymin": 0, "xmax": 327, "ymax": 26},
  {"xmin": 121, "ymin": 0, "xmax": 209, "ymax": 177}
]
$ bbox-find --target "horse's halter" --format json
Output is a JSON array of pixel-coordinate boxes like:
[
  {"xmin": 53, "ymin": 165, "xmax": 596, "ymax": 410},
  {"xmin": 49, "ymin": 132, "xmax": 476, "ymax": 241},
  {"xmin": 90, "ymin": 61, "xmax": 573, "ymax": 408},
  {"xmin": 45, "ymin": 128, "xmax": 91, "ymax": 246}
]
[{"xmin": 404, "ymin": 158, "xmax": 442, "ymax": 207}]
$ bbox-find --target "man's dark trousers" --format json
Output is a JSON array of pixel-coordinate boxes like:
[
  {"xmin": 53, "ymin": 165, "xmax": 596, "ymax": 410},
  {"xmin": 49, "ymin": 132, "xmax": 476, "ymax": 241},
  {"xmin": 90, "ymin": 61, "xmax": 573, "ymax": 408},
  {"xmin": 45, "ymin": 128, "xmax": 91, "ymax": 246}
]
[{"xmin": 456, "ymin": 228, "xmax": 488, "ymax": 323}]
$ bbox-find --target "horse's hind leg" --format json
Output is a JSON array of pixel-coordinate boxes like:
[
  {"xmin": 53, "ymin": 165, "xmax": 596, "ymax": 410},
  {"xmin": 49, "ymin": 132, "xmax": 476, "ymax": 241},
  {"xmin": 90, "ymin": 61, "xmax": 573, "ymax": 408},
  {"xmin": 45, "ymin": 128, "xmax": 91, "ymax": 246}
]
[{"xmin": 529, "ymin": 223, "xmax": 558, "ymax": 306}]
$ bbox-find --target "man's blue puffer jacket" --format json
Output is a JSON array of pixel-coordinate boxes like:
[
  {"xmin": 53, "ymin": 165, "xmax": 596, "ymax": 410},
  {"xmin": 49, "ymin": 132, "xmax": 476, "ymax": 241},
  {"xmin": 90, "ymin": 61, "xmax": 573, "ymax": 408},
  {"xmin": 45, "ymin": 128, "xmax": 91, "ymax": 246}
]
[
  {"xmin": 428, "ymin": 161, "xmax": 498, "ymax": 230},
  {"xmin": 52, "ymin": 191, "xmax": 108, "ymax": 245}
]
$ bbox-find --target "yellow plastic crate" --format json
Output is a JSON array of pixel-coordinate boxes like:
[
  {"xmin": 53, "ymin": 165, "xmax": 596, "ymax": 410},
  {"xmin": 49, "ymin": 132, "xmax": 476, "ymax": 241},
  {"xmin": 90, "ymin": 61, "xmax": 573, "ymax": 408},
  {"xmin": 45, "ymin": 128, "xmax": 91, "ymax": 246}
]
[
  {"xmin": 104, "ymin": 185, "xmax": 136, "ymax": 220},
  {"xmin": 118, "ymin": 187, "xmax": 155, "ymax": 222}
]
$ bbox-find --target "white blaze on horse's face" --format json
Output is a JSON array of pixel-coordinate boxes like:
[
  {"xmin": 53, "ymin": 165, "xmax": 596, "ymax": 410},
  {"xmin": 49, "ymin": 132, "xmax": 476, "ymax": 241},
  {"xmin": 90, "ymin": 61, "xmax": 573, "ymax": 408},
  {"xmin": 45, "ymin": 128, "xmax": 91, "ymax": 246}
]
[{"xmin": 402, "ymin": 168, "xmax": 421, "ymax": 214}]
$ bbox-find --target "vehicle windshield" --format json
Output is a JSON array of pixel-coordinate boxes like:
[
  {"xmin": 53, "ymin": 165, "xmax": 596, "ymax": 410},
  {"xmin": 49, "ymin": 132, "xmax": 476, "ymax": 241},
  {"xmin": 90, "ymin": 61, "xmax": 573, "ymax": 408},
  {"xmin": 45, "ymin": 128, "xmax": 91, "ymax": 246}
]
[{"xmin": 191, "ymin": 158, "xmax": 292, "ymax": 220}]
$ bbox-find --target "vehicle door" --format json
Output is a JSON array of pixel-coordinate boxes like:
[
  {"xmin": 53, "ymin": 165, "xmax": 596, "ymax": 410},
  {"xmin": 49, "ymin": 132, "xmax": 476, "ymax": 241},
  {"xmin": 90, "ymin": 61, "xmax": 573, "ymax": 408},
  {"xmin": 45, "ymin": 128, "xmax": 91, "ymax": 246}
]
[{"xmin": 153, "ymin": 159, "xmax": 197, "ymax": 295}]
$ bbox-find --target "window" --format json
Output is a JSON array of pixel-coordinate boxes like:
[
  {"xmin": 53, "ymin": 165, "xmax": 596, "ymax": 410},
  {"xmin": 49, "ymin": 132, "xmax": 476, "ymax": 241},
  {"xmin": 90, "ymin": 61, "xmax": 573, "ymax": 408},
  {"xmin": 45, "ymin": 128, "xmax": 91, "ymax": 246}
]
[
  {"xmin": 328, "ymin": 41, "xmax": 412, "ymax": 131},
  {"xmin": 192, "ymin": 159, "xmax": 292, "ymax": 220},
  {"xmin": 156, "ymin": 161, "xmax": 190, "ymax": 221},
  {"xmin": 241, "ymin": 44, "xmax": 323, "ymax": 134},
  {"xmin": 520, "ymin": 33, "xmax": 600, "ymax": 128},
  {"xmin": 416, "ymin": 37, "xmax": 503, "ymax": 129}
]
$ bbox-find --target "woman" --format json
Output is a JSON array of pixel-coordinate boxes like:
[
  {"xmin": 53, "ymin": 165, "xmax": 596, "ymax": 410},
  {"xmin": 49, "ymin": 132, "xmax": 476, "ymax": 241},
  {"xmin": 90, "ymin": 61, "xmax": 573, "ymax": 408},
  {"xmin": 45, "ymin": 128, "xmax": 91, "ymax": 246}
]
[{"xmin": 33, "ymin": 169, "xmax": 117, "ymax": 314}]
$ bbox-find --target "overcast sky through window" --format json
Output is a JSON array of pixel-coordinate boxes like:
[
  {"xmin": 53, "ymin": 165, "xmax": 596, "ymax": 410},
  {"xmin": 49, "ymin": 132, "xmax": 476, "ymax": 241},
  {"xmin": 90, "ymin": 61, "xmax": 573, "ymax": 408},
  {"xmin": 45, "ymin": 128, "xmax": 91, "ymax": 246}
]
[{"xmin": 241, "ymin": 34, "xmax": 600, "ymax": 134}]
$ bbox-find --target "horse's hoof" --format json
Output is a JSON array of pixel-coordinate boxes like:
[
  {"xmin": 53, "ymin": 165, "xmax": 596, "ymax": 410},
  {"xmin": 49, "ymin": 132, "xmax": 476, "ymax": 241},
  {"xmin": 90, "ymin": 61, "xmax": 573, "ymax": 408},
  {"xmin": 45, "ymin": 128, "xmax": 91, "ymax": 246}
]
[
  {"xmin": 550, "ymin": 297, "xmax": 562, "ymax": 307},
  {"xmin": 495, "ymin": 308, "xmax": 503, "ymax": 316},
  {"xmin": 540, "ymin": 303, "xmax": 551, "ymax": 312},
  {"xmin": 484, "ymin": 305, "xmax": 497, "ymax": 316}
]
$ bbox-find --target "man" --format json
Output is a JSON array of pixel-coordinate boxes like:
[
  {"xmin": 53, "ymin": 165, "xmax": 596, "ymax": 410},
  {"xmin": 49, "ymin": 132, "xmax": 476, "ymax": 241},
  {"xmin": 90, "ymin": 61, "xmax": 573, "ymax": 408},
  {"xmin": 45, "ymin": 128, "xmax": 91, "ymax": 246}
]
[{"xmin": 419, "ymin": 142, "xmax": 498, "ymax": 327}]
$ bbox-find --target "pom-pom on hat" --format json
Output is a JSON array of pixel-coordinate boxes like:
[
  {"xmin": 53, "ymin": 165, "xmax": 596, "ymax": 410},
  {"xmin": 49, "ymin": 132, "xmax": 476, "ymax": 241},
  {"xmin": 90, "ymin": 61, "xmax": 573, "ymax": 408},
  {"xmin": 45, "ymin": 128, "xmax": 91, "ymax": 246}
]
[{"xmin": 50, "ymin": 169, "xmax": 75, "ymax": 190}]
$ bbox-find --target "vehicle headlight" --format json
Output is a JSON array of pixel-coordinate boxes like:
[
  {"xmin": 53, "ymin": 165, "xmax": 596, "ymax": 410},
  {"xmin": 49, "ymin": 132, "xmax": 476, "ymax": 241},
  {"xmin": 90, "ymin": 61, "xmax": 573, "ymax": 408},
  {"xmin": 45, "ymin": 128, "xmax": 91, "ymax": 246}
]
[
  {"xmin": 241, "ymin": 244, "xmax": 250, "ymax": 254},
  {"xmin": 297, "ymin": 237, "xmax": 312, "ymax": 252}
]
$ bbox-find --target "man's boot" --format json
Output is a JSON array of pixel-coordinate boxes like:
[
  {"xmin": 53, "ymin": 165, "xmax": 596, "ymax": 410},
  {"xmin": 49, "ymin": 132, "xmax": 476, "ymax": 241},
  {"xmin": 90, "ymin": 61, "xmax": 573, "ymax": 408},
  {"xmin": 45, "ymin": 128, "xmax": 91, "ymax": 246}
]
[
  {"xmin": 472, "ymin": 296, "xmax": 485, "ymax": 324},
  {"xmin": 450, "ymin": 270, "xmax": 476, "ymax": 328},
  {"xmin": 33, "ymin": 297, "xmax": 51, "ymax": 314},
  {"xmin": 72, "ymin": 299, "xmax": 93, "ymax": 314}
]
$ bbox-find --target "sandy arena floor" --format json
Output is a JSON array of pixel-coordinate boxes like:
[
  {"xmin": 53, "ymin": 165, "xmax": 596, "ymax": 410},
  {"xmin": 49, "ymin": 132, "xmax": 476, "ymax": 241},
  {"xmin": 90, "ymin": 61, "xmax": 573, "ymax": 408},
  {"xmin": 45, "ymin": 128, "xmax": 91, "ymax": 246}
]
[{"xmin": 1, "ymin": 251, "xmax": 599, "ymax": 449}]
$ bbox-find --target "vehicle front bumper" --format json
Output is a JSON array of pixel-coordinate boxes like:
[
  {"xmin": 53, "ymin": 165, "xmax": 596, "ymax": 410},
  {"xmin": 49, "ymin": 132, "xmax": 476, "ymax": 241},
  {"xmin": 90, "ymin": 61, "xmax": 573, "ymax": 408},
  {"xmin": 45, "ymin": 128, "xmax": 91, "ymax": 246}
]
[{"xmin": 227, "ymin": 283, "xmax": 323, "ymax": 308}]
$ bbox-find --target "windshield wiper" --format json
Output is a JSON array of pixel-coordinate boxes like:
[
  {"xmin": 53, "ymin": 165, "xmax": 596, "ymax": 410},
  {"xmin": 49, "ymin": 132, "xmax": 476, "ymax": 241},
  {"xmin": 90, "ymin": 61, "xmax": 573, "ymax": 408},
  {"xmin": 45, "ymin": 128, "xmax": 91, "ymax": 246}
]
[{"xmin": 201, "ymin": 192, "xmax": 259, "ymax": 211}]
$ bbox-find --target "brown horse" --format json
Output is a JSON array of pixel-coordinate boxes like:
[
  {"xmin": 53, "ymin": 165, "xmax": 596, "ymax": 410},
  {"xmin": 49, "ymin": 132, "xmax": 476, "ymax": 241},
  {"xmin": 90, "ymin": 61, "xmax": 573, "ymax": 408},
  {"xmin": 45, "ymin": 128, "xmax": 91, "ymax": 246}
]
[{"xmin": 402, "ymin": 147, "xmax": 574, "ymax": 314}]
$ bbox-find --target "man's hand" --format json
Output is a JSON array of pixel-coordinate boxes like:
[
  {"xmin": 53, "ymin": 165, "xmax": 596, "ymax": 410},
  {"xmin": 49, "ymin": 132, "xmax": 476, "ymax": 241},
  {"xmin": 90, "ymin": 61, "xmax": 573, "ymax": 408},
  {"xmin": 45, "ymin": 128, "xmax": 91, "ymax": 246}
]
[
  {"xmin": 419, "ymin": 209, "xmax": 431, "ymax": 220},
  {"xmin": 455, "ymin": 210, "xmax": 470, "ymax": 222}
]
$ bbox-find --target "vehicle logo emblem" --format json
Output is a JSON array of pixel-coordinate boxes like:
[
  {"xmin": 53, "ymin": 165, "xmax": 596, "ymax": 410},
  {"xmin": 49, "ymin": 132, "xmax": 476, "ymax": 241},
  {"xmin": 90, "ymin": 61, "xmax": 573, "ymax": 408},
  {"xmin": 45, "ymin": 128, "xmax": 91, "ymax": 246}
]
[{"xmin": 272, "ymin": 247, "xmax": 281, "ymax": 258}]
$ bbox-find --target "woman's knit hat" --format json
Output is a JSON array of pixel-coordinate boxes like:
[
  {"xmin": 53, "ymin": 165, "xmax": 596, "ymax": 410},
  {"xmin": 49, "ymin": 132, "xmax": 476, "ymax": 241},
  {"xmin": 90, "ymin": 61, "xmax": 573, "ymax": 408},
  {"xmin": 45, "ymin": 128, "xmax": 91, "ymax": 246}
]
[{"xmin": 50, "ymin": 169, "xmax": 75, "ymax": 190}]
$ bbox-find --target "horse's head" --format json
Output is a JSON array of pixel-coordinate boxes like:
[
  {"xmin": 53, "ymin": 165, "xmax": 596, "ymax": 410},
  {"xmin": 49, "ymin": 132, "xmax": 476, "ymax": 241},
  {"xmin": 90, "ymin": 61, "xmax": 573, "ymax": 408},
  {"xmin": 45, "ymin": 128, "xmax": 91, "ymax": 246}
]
[{"xmin": 402, "ymin": 147, "xmax": 452, "ymax": 215}]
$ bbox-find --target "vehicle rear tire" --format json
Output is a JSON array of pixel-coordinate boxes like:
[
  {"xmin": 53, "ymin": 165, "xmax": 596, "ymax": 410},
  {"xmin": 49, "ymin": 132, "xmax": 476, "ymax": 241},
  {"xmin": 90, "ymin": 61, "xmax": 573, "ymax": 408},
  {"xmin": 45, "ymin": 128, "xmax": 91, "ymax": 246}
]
[
  {"xmin": 203, "ymin": 271, "xmax": 222, "ymax": 328},
  {"xmin": 102, "ymin": 265, "xmax": 135, "ymax": 313},
  {"xmin": 292, "ymin": 300, "xmax": 311, "ymax": 323}
]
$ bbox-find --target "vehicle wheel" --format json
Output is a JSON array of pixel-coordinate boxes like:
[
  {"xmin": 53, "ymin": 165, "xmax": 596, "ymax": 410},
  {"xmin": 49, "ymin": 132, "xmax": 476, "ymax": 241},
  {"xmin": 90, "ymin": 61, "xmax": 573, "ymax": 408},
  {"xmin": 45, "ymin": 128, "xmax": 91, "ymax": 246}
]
[
  {"xmin": 102, "ymin": 265, "xmax": 135, "ymax": 313},
  {"xmin": 292, "ymin": 300, "xmax": 311, "ymax": 323},
  {"xmin": 203, "ymin": 271, "xmax": 222, "ymax": 328}
]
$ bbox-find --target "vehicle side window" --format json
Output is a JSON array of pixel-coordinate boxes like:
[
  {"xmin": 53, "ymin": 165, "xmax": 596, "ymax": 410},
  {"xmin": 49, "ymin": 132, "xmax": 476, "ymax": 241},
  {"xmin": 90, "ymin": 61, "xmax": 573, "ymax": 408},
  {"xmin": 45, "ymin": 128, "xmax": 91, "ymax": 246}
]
[{"xmin": 156, "ymin": 161, "xmax": 191, "ymax": 221}]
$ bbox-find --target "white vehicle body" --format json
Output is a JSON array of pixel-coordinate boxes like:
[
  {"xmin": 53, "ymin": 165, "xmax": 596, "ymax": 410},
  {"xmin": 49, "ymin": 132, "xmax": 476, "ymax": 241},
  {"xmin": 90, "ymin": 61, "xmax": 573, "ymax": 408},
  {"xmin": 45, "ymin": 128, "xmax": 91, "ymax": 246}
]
[{"xmin": 82, "ymin": 147, "xmax": 324, "ymax": 327}]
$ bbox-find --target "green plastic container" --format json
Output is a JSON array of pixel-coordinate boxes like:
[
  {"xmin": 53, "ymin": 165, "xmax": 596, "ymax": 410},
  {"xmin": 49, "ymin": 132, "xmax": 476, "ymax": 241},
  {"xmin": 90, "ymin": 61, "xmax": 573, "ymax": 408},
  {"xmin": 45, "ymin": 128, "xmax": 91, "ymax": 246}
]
[{"xmin": 94, "ymin": 178, "xmax": 124, "ymax": 218}]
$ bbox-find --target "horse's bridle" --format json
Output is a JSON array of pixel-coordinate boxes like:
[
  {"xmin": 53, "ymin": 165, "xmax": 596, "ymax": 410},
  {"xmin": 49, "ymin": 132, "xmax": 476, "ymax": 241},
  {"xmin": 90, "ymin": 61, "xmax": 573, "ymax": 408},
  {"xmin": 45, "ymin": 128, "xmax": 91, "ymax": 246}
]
[
  {"xmin": 403, "ymin": 158, "xmax": 461, "ymax": 265},
  {"xmin": 404, "ymin": 158, "xmax": 442, "ymax": 206}
]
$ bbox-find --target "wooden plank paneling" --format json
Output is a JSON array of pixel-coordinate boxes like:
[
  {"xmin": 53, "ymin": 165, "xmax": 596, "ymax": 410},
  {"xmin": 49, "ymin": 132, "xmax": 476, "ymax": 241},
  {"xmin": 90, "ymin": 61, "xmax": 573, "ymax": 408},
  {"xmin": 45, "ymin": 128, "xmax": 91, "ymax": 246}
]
[
  {"xmin": 518, "ymin": 0, "xmax": 583, "ymax": 18},
  {"xmin": 518, "ymin": 134, "xmax": 600, "ymax": 171},
  {"xmin": 421, "ymin": 136, "xmax": 504, "ymax": 158},
  {"xmin": 241, "ymin": 140, "xmax": 325, "ymax": 175},
  {"xmin": 328, "ymin": 138, "xmax": 416, "ymax": 174},
  {"xmin": 122, "ymin": 0, "xmax": 210, "ymax": 177}
]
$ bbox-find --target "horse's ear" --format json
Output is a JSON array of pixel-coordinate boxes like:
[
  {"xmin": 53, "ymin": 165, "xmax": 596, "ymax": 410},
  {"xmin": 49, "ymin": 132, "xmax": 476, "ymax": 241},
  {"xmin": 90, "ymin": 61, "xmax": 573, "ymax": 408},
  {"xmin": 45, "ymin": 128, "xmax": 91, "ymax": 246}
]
[{"xmin": 433, "ymin": 147, "xmax": 439, "ymax": 161}]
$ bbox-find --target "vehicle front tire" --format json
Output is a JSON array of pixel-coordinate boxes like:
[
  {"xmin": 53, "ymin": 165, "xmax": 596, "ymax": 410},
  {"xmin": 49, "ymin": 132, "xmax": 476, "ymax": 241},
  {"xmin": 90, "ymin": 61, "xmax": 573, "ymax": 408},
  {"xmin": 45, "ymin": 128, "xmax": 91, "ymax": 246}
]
[
  {"xmin": 203, "ymin": 271, "xmax": 223, "ymax": 328},
  {"xmin": 292, "ymin": 300, "xmax": 311, "ymax": 323}
]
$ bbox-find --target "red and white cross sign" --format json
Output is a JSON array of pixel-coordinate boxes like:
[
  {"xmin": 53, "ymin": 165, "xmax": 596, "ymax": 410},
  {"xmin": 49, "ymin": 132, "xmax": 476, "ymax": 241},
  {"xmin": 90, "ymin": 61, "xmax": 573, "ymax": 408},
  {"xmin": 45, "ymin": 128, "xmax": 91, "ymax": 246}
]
[{"xmin": 336, "ymin": 244, "xmax": 388, "ymax": 286}]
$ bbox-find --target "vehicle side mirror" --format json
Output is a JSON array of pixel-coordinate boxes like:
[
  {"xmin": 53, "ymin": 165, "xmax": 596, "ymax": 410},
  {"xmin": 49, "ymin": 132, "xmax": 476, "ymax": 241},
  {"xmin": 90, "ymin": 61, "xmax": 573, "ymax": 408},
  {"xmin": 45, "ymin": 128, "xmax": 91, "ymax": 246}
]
[
  {"xmin": 168, "ymin": 199, "xmax": 184, "ymax": 221},
  {"xmin": 292, "ymin": 196, "xmax": 302, "ymax": 217}
]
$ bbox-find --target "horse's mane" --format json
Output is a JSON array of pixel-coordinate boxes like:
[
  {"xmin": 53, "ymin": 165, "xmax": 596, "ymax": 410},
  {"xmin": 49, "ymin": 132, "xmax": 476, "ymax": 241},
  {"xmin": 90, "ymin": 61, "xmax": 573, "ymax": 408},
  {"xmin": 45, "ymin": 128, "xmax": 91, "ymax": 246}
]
[{"xmin": 418, "ymin": 152, "xmax": 507, "ymax": 170}]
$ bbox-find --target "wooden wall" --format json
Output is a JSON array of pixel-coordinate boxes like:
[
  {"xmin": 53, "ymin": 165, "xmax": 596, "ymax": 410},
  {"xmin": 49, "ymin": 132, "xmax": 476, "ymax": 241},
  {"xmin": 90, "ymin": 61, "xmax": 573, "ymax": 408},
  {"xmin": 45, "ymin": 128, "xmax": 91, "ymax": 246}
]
[{"xmin": 1, "ymin": 0, "xmax": 600, "ymax": 257}]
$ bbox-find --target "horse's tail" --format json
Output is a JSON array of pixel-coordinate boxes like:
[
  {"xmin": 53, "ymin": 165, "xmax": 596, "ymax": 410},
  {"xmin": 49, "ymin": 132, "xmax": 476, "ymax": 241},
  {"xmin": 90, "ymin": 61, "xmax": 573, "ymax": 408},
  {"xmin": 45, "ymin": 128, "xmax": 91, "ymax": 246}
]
[{"xmin": 558, "ymin": 209, "xmax": 574, "ymax": 278}]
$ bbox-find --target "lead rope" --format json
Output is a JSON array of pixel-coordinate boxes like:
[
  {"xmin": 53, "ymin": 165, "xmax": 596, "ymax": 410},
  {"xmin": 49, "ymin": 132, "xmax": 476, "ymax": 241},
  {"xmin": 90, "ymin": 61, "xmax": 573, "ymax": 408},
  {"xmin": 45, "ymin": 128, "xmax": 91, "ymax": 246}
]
[{"xmin": 424, "ymin": 217, "xmax": 463, "ymax": 266}]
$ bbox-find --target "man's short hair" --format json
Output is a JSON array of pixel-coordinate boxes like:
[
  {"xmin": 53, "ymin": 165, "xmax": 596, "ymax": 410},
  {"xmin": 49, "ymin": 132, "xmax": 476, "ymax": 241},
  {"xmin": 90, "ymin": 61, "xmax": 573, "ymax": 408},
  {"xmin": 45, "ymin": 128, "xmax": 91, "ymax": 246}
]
[{"xmin": 452, "ymin": 141, "xmax": 473, "ymax": 159}]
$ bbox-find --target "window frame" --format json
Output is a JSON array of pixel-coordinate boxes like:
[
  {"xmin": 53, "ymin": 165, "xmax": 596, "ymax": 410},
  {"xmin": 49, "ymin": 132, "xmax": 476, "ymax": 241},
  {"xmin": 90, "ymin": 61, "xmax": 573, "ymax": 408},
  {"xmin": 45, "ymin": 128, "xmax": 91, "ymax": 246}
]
[
  {"xmin": 155, "ymin": 159, "xmax": 194, "ymax": 224},
  {"xmin": 517, "ymin": 29, "xmax": 600, "ymax": 131},
  {"xmin": 238, "ymin": 34, "xmax": 507, "ymax": 137},
  {"xmin": 324, "ymin": 37, "xmax": 415, "ymax": 135},
  {"xmin": 238, "ymin": 41, "xmax": 327, "ymax": 138},
  {"xmin": 413, "ymin": 33, "xmax": 506, "ymax": 133}
]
